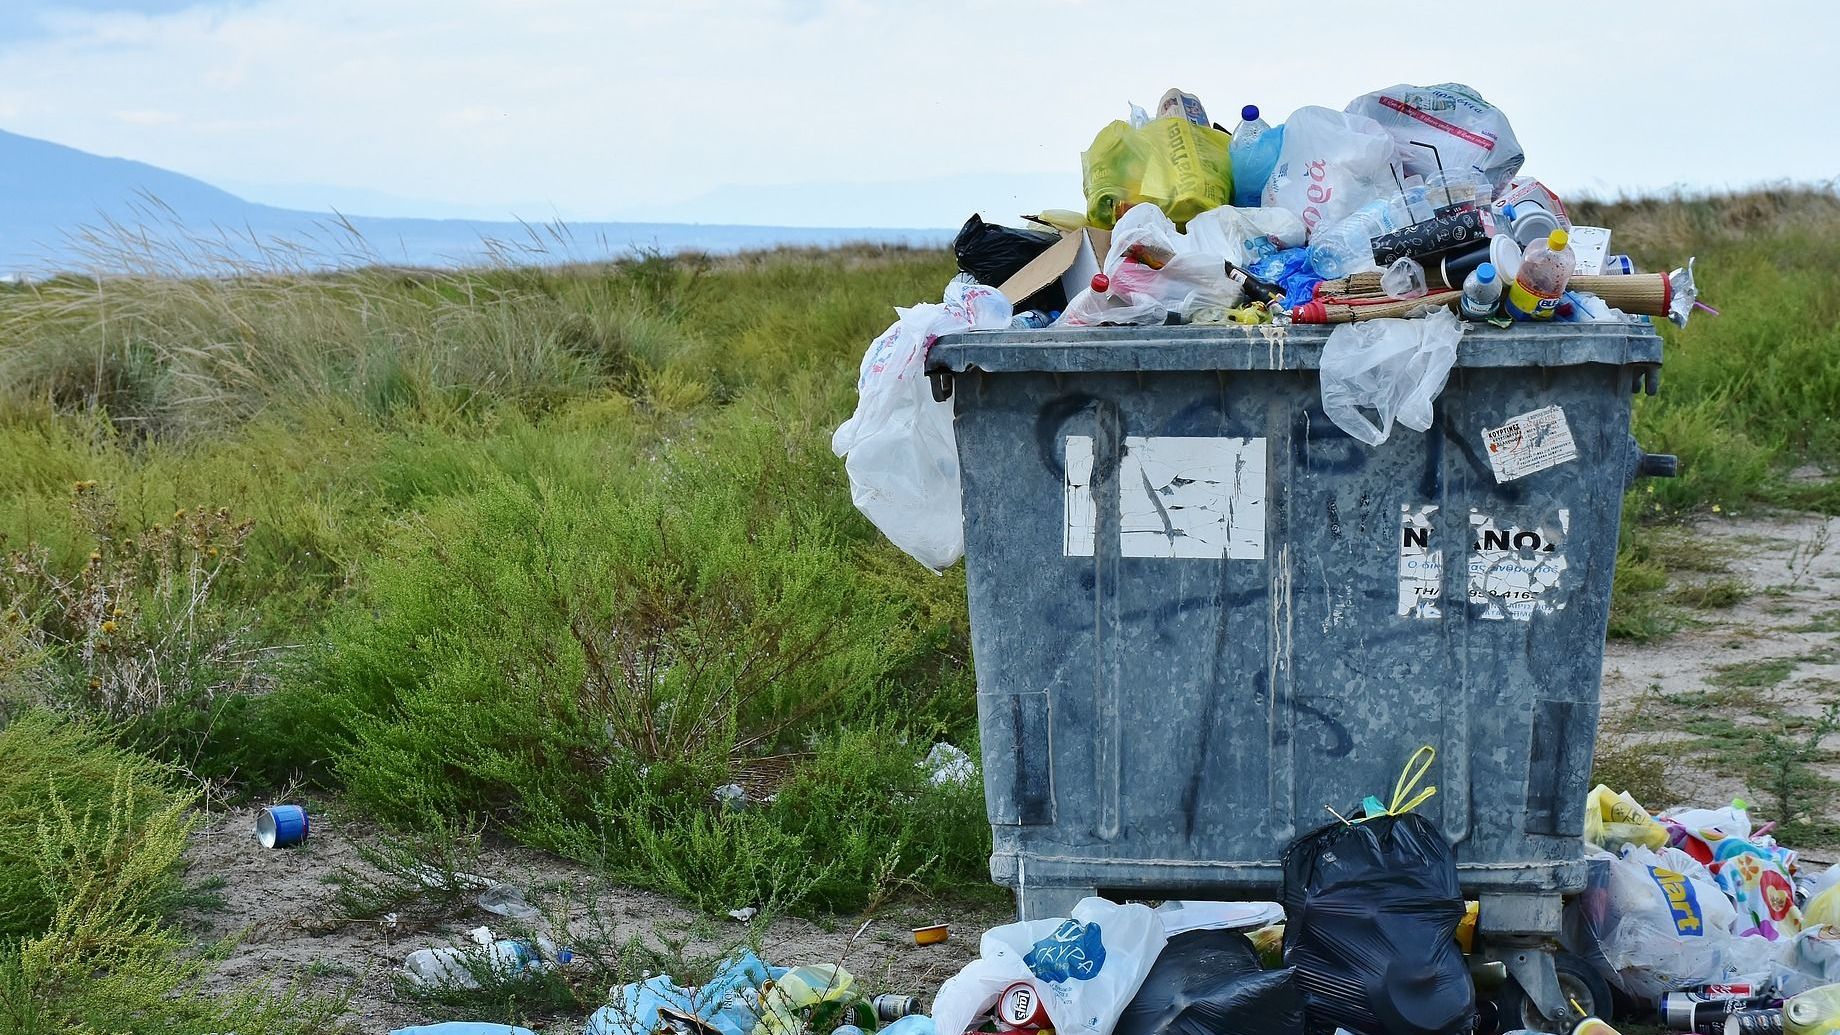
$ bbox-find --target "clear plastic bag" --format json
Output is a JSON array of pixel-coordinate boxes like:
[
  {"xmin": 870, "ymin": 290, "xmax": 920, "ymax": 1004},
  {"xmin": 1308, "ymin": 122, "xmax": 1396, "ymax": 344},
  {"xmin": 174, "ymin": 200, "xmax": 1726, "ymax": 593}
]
[
  {"xmin": 1056, "ymin": 205, "xmax": 1240, "ymax": 327},
  {"xmin": 831, "ymin": 276, "xmax": 1012, "ymax": 570},
  {"xmin": 1319, "ymin": 308, "xmax": 1463, "ymax": 446},
  {"xmin": 932, "ymin": 898, "xmax": 1167, "ymax": 1035},
  {"xmin": 1594, "ymin": 845, "xmax": 1738, "ymax": 999},
  {"xmin": 1260, "ymin": 106, "xmax": 1398, "ymax": 238},
  {"xmin": 1346, "ymin": 84, "xmax": 1524, "ymax": 193}
]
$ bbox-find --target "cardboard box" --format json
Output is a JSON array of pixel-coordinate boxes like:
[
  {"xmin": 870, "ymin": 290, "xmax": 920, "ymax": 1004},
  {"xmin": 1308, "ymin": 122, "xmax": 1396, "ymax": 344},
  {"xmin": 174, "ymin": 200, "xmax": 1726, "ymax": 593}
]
[{"xmin": 996, "ymin": 227, "xmax": 1112, "ymax": 310}]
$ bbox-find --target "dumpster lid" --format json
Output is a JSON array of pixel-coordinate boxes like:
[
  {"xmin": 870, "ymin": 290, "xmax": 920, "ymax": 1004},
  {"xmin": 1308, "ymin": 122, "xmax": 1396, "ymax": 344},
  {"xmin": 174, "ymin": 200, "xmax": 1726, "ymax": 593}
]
[{"xmin": 927, "ymin": 322, "xmax": 1662, "ymax": 375}]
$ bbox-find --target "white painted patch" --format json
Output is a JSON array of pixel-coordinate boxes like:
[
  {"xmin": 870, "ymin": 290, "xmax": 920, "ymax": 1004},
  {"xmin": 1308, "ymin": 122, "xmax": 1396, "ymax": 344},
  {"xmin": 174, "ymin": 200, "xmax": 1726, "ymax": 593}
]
[
  {"xmin": 1397, "ymin": 504, "xmax": 1443, "ymax": 618},
  {"xmin": 1064, "ymin": 435, "xmax": 1096, "ymax": 556},
  {"xmin": 1467, "ymin": 508, "xmax": 1571, "ymax": 621},
  {"xmin": 1482, "ymin": 405, "xmax": 1578, "ymax": 482},
  {"xmin": 1061, "ymin": 435, "xmax": 1267, "ymax": 560}
]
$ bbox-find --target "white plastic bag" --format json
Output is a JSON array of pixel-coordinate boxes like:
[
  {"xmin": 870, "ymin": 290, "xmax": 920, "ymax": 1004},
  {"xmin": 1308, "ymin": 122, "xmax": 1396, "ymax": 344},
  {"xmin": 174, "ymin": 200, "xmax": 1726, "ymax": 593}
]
[
  {"xmin": 1319, "ymin": 308, "xmax": 1462, "ymax": 446},
  {"xmin": 1261, "ymin": 106, "xmax": 1397, "ymax": 238},
  {"xmin": 1774, "ymin": 925, "xmax": 1840, "ymax": 996},
  {"xmin": 932, "ymin": 898, "xmax": 1166, "ymax": 1035},
  {"xmin": 1056, "ymin": 205, "xmax": 1239, "ymax": 327},
  {"xmin": 832, "ymin": 276, "xmax": 1011, "ymax": 571},
  {"xmin": 1596, "ymin": 845, "xmax": 1738, "ymax": 999},
  {"xmin": 1346, "ymin": 83, "xmax": 1524, "ymax": 193},
  {"xmin": 1183, "ymin": 206, "xmax": 1307, "ymax": 267}
]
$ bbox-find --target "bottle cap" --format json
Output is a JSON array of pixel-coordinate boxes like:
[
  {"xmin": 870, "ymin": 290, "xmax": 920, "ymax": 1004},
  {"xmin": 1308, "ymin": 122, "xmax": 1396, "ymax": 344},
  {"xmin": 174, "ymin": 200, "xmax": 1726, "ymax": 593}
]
[
  {"xmin": 1549, "ymin": 229, "xmax": 1570, "ymax": 250},
  {"xmin": 1241, "ymin": 104, "xmax": 1259, "ymax": 122},
  {"xmin": 1090, "ymin": 273, "xmax": 1110, "ymax": 293},
  {"xmin": 1476, "ymin": 262, "xmax": 1496, "ymax": 284}
]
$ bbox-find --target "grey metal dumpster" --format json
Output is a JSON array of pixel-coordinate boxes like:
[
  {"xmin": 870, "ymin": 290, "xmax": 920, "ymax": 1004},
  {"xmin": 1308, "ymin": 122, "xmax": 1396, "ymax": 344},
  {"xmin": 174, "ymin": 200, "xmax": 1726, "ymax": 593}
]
[{"xmin": 928, "ymin": 321, "xmax": 1666, "ymax": 1024}]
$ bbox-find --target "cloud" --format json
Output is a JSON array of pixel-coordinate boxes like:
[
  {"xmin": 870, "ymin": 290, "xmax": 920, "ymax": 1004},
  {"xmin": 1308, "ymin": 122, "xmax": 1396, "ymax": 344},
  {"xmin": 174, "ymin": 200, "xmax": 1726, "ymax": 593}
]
[
  {"xmin": 112, "ymin": 108, "xmax": 180, "ymax": 125},
  {"xmin": 0, "ymin": 0, "xmax": 1834, "ymax": 227}
]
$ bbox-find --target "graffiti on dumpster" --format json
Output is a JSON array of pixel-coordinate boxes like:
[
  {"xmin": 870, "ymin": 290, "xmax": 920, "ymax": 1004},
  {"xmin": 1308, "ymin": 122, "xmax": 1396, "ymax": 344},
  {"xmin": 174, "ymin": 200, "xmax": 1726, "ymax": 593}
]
[
  {"xmin": 1063, "ymin": 435, "xmax": 1267, "ymax": 560},
  {"xmin": 1468, "ymin": 509, "xmax": 1571, "ymax": 621}
]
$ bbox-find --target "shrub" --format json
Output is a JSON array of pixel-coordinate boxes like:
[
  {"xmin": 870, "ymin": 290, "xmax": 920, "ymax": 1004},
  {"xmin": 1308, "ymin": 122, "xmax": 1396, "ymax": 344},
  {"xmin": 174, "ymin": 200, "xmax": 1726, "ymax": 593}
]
[{"xmin": 0, "ymin": 714, "xmax": 345, "ymax": 1031}]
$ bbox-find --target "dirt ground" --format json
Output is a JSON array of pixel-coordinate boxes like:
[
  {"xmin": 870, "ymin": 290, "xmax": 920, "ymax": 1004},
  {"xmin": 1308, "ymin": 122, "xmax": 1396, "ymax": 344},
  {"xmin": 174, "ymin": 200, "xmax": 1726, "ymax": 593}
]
[
  {"xmin": 1600, "ymin": 509, "xmax": 1840, "ymax": 858},
  {"xmin": 183, "ymin": 510, "xmax": 1840, "ymax": 1032},
  {"xmin": 182, "ymin": 805, "xmax": 1008, "ymax": 1034}
]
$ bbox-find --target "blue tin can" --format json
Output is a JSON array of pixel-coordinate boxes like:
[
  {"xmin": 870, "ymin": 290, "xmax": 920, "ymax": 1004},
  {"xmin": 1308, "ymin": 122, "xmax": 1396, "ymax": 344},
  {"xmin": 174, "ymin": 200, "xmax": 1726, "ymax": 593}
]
[{"xmin": 256, "ymin": 804, "xmax": 309, "ymax": 848}]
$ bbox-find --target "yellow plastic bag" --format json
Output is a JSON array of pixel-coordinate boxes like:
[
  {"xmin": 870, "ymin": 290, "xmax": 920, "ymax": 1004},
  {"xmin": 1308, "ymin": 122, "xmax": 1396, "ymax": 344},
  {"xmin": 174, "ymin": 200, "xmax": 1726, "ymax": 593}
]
[
  {"xmin": 1583, "ymin": 784, "xmax": 1667, "ymax": 851},
  {"xmin": 1081, "ymin": 117, "xmax": 1232, "ymax": 231},
  {"xmin": 754, "ymin": 965, "xmax": 854, "ymax": 1035},
  {"xmin": 1787, "ymin": 982, "xmax": 1840, "ymax": 1035},
  {"xmin": 1808, "ymin": 885, "xmax": 1840, "ymax": 928}
]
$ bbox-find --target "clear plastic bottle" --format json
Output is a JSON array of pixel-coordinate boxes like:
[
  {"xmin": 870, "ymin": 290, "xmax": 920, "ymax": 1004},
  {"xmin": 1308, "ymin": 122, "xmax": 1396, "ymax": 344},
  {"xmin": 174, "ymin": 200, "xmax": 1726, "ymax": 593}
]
[
  {"xmin": 1504, "ymin": 229, "xmax": 1575, "ymax": 320},
  {"xmin": 1305, "ymin": 195, "xmax": 1410, "ymax": 279},
  {"xmin": 1229, "ymin": 105, "xmax": 1283, "ymax": 208},
  {"xmin": 1460, "ymin": 261, "xmax": 1503, "ymax": 319}
]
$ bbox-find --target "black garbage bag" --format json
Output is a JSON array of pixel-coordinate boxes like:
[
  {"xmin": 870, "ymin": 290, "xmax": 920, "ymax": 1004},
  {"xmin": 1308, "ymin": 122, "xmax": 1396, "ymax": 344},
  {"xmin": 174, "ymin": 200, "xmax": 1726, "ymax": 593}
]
[
  {"xmin": 952, "ymin": 214, "xmax": 1064, "ymax": 311},
  {"xmin": 1281, "ymin": 813, "xmax": 1475, "ymax": 1035},
  {"xmin": 1113, "ymin": 929, "xmax": 1305, "ymax": 1035}
]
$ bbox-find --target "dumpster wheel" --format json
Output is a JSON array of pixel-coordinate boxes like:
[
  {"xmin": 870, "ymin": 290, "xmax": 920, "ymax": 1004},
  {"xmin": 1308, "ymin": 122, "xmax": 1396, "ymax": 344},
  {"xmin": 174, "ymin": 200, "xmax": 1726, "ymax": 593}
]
[{"xmin": 1495, "ymin": 950, "xmax": 1612, "ymax": 1032}]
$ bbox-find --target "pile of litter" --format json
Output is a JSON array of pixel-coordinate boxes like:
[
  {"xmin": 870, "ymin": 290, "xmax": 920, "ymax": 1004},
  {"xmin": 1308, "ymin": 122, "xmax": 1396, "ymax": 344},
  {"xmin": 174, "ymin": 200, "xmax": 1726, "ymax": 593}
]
[
  {"xmin": 831, "ymin": 83, "xmax": 1708, "ymax": 572},
  {"xmin": 383, "ymin": 763, "xmax": 1840, "ymax": 1034}
]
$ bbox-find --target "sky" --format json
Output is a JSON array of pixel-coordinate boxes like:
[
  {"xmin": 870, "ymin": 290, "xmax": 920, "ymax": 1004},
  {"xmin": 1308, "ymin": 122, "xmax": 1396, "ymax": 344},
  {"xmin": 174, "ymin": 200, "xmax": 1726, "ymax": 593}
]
[{"xmin": 1, "ymin": 0, "xmax": 1837, "ymax": 228}]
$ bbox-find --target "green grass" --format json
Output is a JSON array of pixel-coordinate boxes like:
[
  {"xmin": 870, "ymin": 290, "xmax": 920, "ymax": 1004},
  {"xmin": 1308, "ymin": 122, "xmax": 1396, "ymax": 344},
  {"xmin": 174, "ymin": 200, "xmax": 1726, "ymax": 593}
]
[{"xmin": 4, "ymin": 190, "xmax": 1840, "ymax": 1017}]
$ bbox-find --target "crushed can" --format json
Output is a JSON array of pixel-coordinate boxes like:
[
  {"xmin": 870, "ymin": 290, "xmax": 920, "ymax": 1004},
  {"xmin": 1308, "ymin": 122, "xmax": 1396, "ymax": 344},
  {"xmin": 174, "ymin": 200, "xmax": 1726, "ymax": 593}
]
[
  {"xmin": 1727, "ymin": 1009, "xmax": 1786, "ymax": 1035},
  {"xmin": 875, "ymin": 995, "xmax": 920, "ymax": 1022},
  {"xmin": 1665, "ymin": 989, "xmax": 1759, "ymax": 1029}
]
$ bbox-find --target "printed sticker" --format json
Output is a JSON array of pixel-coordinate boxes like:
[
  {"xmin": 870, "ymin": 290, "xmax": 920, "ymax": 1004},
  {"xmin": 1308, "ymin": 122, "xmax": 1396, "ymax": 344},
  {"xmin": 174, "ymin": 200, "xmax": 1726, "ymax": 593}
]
[
  {"xmin": 1062, "ymin": 435, "xmax": 1266, "ymax": 560},
  {"xmin": 1468, "ymin": 509, "xmax": 1571, "ymax": 621},
  {"xmin": 1397, "ymin": 504, "xmax": 1442, "ymax": 618},
  {"xmin": 1482, "ymin": 405, "xmax": 1577, "ymax": 482}
]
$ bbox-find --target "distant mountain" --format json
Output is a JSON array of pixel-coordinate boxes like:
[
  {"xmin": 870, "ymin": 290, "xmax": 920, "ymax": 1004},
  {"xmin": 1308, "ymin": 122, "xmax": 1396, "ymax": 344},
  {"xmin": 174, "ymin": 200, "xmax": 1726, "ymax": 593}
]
[{"xmin": 0, "ymin": 130, "xmax": 953, "ymax": 276}]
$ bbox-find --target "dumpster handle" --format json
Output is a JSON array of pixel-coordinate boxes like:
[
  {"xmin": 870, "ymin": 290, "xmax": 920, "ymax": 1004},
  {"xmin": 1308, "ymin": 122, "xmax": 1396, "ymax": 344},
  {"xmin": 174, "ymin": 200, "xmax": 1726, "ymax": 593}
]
[{"xmin": 929, "ymin": 370, "xmax": 954, "ymax": 402}]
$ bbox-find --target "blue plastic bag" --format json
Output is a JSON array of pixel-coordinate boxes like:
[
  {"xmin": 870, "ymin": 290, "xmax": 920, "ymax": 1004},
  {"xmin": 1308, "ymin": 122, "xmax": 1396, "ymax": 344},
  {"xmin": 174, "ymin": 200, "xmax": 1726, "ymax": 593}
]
[{"xmin": 587, "ymin": 951, "xmax": 774, "ymax": 1035}]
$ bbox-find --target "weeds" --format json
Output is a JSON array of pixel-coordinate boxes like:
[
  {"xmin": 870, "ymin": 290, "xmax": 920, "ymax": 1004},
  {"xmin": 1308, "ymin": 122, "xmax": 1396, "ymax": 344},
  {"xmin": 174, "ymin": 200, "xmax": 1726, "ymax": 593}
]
[{"xmin": 1758, "ymin": 701, "xmax": 1840, "ymax": 832}]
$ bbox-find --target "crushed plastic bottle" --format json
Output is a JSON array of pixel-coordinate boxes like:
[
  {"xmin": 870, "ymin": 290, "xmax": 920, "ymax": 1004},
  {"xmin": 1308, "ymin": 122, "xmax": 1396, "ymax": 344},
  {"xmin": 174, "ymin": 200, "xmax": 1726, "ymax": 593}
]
[
  {"xmin": 1504, "ymin": 229, "xmax": 1575, "ymax": 320},
  {"xmin": 1229, "ymin": 105, "xmax": 1283, "ymax": 208},
  {"xmin": 1460, "ymin": 262, "xmax": 1504, "ymax": 320},
  {"xmin": 1306, "ymin": 196, "xmax": 1410, "ymax": 279}
]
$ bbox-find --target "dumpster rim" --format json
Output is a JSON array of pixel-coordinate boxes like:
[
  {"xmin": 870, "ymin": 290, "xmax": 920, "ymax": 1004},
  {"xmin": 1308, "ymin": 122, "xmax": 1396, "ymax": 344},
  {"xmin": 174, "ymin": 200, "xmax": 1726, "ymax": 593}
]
[{"xmin": 928, "ymin": 321, "xmax": 1663, "ymax": 375}]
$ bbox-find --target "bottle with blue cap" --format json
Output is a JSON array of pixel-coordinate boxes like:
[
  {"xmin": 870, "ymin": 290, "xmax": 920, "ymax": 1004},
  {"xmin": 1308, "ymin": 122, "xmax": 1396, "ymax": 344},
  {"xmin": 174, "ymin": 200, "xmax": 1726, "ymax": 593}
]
[
  {"xmin": 1460, "ymin": 261, "xmax": 1504, "ymax": 320},
  {"xmin": 1228, "ymin": 105, "xmax": 1283, "ymax": 208}
]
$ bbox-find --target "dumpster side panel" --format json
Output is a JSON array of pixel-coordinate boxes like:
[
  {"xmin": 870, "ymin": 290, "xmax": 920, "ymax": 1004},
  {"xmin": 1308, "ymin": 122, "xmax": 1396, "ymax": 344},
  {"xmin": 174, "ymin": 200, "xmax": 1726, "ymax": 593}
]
[{"xmin": 955, "ymin": 356, "xmax": 1634, "ymax": 903}]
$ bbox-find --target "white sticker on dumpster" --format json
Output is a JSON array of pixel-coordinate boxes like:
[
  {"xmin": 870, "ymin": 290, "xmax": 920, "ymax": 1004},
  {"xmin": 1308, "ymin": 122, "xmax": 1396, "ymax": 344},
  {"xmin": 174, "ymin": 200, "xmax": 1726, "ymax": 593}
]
[
  {"xmin": 1064, "ymin": 435, "xmax": 1096, "ymax": 556},
  {"xmin": 1062, "ymin": 435, "xmax": 1266, "ymax": 559},
  {"xmin": 1397, "ymin": 504, "xmax": 1443, "ymax": 618},
  {"xmin": 1482, "ymin": 405, "xmax": 1577, "ymax": 482},
  {"xmin": 1468, "ymin": 509, "xmax": 1571, "ymax": 621}
]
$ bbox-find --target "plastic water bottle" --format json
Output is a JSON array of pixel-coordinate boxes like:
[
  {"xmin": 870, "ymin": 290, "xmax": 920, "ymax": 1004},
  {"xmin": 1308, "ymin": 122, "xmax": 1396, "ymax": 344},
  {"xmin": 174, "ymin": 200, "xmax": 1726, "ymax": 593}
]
[
  {"xmin": 1305, "ymin": 196, "xmax": 1409, "ymax": 279},
  {"xmin": 1504, "ymin": 229, "xmax": 1576, "ymax": 320},
  {"xmin": 1459, "ymin": 262, "xmax": 1503, "ymax": 319},
  {"xmin": 1229, "ymin": 105, "xmax": 1283, "ymax": 208}
]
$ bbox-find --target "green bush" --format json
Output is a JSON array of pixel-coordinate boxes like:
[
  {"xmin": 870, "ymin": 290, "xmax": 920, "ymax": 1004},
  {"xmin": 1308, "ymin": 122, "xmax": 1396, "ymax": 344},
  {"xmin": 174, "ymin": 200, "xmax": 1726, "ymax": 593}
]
[
  {"xmin": 0, "ymin": 713, "xmax": 344, "ymax": 1032},
  {"xmin": 0, "ymin": 713, "xmax": 190, "ymax": 938}
]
